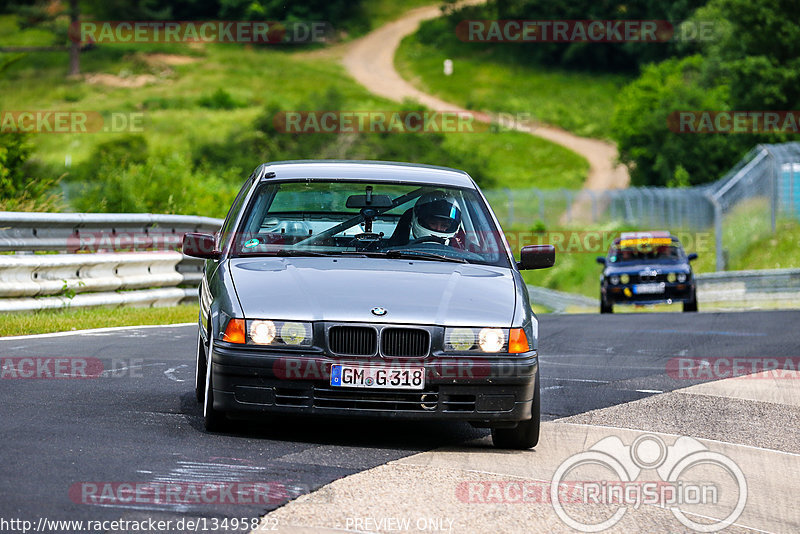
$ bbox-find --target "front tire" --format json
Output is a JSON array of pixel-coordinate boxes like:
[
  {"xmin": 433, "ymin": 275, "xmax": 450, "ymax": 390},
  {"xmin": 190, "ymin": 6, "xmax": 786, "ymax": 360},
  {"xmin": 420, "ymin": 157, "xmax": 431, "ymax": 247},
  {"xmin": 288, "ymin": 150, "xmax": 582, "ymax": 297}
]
[
  {"xmin": 600, "ymin": 294, "xmax": 613, "ymax": 314},
  {"xmin": 203, "ymin": 336, "xmax": 227, "ymax": 432},
  {"xmin": 492, "ymin": 371, "xmax": 540, "ymax": 449},
  {"xmin": 194, "ymin": 327, "xmax": 207, "ymax": 403},
  {"xmin": 683, "ymin": 290, "xmax": 698, "ymax": 312}
]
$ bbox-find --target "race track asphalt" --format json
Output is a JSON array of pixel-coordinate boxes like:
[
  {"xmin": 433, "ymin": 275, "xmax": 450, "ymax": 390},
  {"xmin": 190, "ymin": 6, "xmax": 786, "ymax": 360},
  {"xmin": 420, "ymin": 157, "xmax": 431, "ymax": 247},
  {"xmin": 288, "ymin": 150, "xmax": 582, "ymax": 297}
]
[{"xmin": 1, "ymin": 310, "xmax": 797, "ymax": 532}]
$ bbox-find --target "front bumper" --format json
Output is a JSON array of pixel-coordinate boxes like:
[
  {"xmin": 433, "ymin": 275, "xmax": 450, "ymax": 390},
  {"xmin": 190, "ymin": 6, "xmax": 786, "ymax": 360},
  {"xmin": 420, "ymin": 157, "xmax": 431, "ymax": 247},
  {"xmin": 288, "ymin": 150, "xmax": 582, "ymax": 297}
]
[
  {"xmin": 210, "ymin": 342, "xmax": 538, "ymax": 423},
  {"xmin": 603, "ymin": 281, "xmax": 695, "ymax": 305}
]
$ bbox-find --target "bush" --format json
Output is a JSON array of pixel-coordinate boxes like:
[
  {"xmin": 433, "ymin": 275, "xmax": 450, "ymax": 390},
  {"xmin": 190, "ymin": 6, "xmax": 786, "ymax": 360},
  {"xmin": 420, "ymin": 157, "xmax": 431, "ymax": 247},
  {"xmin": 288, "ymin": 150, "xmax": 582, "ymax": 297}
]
[
  {"xmin": 197, "ymin": 88, "xmax": 244, "ymax": 110},
  {"xmin": 415, "ymin": 0, "xmax": 708, "ymax": 72},
  {"xmin": 193, "ymin": 88, "xmax": 495, "ymax": 187},
  {"xmin": 610, "ymin": 56, "xmax": 747, "ymax": 186},
  {"xmin": 71, "ymin": 152, "xmax": 241, "ymax": 218},
  {"xmin": 0, "ymin": 133, "xmax": 62, "ymax": 211}
]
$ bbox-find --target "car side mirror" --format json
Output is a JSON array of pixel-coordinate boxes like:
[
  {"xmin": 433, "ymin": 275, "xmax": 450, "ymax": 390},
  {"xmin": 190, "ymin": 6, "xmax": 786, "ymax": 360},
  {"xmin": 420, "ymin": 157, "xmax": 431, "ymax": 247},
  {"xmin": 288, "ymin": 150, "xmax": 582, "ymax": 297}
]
[
  {"xmin": 518, "ymin": 245, "xmax": 555, "ymax": 270},
  {"xmin": 687, "ymin": 253, "xmax": 698, "ymax": 261},
  {"xmin": 182, "ymin": 232, "xmax": 220, "ymax": 259},
  {"xmin": 596, "ymin": 256, "xmax": 606, "ymax": 265}
]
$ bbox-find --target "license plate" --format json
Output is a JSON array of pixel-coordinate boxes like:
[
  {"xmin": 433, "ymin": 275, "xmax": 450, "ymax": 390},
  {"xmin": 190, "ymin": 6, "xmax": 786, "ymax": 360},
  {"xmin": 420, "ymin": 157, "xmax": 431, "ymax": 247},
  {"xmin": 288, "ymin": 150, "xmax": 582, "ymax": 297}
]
[
  {"xmin": 634, "ymin": 282, "xmax": 666, "ymax": 294},
  {"xmin": 330, "ymin": 365, "xmax": 425, "ymax": 390}
]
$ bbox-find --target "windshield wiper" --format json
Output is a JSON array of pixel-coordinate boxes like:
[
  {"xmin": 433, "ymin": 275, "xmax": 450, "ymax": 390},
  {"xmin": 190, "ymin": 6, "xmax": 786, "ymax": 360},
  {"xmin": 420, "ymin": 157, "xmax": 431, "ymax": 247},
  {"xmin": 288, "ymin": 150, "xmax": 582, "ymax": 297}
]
[
  {"xmin": 380, "ymin": 250, "xmax": 468, "ymax": 263},
  {"xmin": 240, "ymin": 249, "xmax": 329, "ymax": 257}
]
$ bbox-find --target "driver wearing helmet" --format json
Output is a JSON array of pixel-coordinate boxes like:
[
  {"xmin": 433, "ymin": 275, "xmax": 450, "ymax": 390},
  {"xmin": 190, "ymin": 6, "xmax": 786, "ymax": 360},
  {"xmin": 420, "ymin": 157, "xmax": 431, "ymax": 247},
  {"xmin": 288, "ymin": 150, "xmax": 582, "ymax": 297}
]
[{"xmin": 388, "ymin": 191, "xmax": 466, "ymax": 248}]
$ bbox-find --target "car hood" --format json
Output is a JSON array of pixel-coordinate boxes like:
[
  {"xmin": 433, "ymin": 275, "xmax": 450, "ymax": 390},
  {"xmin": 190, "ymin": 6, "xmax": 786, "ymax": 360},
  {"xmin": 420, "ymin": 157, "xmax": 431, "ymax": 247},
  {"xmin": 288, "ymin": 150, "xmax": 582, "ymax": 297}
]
[
  {"xmin": 604, "ymin": 262, "xmax": 691, "ymax": 276},
  {"xmin": 229, "ymin": 257, "xmax": 516, "ymax": 326}
]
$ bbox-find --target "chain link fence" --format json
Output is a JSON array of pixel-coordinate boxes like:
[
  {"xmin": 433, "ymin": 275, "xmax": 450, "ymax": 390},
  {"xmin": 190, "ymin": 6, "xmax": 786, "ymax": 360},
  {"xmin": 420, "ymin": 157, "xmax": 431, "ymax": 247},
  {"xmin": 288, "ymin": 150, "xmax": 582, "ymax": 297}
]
[{"xmin": 485, "ymin": 142, "xmax": 800, "ymax": 271}]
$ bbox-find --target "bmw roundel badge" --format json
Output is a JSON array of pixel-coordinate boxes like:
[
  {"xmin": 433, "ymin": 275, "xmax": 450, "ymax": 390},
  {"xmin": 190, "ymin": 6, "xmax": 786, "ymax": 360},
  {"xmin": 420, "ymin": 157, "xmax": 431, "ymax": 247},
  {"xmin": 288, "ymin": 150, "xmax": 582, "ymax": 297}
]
[{"xmin": 371, "ymin": 307, "xmax": 387, "ymax": 316}]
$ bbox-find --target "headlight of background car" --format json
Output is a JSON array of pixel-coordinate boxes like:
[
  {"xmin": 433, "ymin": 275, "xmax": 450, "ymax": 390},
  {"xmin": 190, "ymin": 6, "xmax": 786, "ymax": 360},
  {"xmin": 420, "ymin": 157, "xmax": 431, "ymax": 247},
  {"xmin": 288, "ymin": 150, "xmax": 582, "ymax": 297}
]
[
  {"xmin": 222, "ymin": 318, "xmax": 312, "ymax": 346},
  {"xmin": 444, "ymin": 327, "xmax": 530, "ymax": 354},
  {"xmin": 609, "ymin": 275, "xmax": 620, "ymax": 285},
  {"xmin": 620, "ymin": 274, "xmax": 630, "ymax": 284},
  {"xmin": 677, "ymin": 273, "xmax": 687, "ymax": 283},
  {"xmin": 667, "ymin": 273, "xmax": 677, "ymax": 283}
]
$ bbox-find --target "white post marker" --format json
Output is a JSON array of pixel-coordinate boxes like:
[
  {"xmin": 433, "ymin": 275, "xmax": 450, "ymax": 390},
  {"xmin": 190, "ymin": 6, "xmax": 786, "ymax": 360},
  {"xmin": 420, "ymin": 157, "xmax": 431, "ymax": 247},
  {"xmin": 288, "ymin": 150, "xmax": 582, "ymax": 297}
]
[{"xmin": 443, "ymin": 59, "xmax": 453, "ymax": 76}]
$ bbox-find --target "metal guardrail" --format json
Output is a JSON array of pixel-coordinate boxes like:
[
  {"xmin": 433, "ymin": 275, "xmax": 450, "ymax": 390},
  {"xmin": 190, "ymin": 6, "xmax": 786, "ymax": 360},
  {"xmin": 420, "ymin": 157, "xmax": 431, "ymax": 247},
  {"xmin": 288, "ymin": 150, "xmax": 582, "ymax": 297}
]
[
  {"xmin": 0, "ymin": 212, "xmax": 222, "ymax": 313},
  {"xmin": 696, "ymin": 268, "xmax": 800, "ymax": 304},
  {"xmin": 0, "ymin": 212, "xmax": 223, "ymax": 252},
  {"xmin": 526, "ymin": 269, "xmax": 800, "ymax": 314},
  {"xmin": 527, "ymin": 285, "xmax": 598, "ymax": 313}
]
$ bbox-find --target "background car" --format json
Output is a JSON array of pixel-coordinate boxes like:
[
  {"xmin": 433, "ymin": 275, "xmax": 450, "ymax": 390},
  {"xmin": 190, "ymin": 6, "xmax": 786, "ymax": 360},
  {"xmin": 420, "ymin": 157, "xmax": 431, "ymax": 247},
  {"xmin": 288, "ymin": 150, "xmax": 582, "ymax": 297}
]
[
  {"xmin": 183, "ymin": 160, "xmax": 555, "ymax": 449},
  {"xmin": 596, "ymin": 231, "xmax": 698, "ymax": 313}
]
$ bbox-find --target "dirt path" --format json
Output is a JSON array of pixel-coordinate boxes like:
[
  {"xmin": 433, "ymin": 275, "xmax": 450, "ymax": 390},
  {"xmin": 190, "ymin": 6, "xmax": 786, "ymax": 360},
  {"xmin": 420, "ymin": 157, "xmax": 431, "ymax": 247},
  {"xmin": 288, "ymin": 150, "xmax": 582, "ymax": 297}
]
[{"xmin": 342, "ymin": 3, "xmax": 630, "ymax": 191}]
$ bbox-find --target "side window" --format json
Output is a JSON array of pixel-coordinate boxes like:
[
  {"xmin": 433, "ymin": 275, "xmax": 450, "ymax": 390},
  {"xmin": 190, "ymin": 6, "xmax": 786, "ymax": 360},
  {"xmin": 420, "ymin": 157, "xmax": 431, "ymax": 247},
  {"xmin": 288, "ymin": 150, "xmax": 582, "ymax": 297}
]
[{"xmin": 218, "ymin": 175, "xmax": 254, "ymax": 252}]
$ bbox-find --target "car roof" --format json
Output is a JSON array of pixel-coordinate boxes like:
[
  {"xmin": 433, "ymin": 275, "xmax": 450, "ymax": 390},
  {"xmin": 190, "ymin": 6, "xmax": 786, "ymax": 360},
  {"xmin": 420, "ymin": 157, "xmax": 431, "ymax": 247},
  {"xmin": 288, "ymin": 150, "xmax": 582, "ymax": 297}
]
[
  {"xmin": 254, "ymin": 160, "xmax": 476, "ymax": 188},
  {"xmin": 612, "ymin": 231, "xmax": 681, "ymax": 246}
]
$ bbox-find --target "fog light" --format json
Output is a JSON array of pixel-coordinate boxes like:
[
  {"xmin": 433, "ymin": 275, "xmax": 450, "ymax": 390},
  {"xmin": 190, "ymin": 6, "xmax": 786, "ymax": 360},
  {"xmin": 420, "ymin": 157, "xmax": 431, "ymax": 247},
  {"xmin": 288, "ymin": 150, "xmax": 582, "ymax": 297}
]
[
  {"xmin": 667, "ymin": 273, "xmax": 677, "ymax": 283},
  {"xmin": 620, "ymin": 274, "xmax": 630, "ymax": 284}
]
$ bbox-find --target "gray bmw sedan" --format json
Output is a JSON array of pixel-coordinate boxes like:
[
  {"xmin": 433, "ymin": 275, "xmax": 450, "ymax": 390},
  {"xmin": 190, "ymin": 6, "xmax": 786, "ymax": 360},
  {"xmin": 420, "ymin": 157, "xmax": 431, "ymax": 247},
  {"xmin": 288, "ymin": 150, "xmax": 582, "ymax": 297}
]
[{"xmin": 183, "ymin": 160, "xmax": 555, "ymax": 449}]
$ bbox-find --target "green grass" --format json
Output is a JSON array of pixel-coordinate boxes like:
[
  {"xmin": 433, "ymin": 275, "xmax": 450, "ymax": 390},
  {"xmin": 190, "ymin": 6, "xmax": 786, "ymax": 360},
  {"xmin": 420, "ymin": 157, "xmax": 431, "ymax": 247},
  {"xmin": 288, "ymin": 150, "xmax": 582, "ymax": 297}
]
[
  {"xmin": 692, "ymin": 198, "xmax": 800, "ymax": 273},
  {"xmin": 513, "ymin": 198, "xmax": 800, "ymax": 299},
  {"xmin": 396, "ymin": 35, "xmax": 631, "ymax": 139},
  {"xmin": 357, "ymin": 0, "xmax": 439, "ymax": 33},
  {"xmin": 0, "ymin": 13, "xmax": 589, "ymax": 205},
  {"xmin": 0, "ymin": 305, "xmax": 198, "ymax": 337}
]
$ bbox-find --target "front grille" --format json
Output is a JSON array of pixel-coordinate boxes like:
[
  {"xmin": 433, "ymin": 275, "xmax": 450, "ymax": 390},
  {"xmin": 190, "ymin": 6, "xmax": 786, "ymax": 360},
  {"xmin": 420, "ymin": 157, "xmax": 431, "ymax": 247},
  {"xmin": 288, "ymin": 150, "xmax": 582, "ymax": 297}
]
[
  {"xmin": 381, "ymin": 328, "xmax": 430, "ymax": 357},
  {"xmin": 329, "ymin": 326, "xmax": 377, "ymax": 356},
  {"xmin": 313, "ymin": 386, "xmax": 439, "ymax": 411}
]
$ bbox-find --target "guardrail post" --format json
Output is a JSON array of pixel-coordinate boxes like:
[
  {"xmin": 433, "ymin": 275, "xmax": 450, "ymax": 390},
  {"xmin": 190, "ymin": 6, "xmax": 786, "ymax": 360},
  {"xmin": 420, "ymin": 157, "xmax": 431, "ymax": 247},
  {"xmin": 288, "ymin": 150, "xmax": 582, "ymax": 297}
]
[{"xmin": 707, "ymin": 193, "xmax": 725, "ymax": 271}]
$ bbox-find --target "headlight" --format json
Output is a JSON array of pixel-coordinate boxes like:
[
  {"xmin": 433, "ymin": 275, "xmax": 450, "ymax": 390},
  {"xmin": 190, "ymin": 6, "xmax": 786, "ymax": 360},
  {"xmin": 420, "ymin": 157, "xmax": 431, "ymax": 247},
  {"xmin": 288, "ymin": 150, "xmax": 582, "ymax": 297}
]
[
  {"xmin": 479, "ymin": 328, "xmax": 505, "ymax": 352},
  {"xmin": 620, "ymin": 274, "xmax": 630, "ymax": 284},
  {"xmin": 444, "ymin": 327, "xmax": 527, "ymax": 353},
  {"xmin": 246, "ymin": 319, "xmax": 312, "ymax": 346},
  {"xmin": 445, "ymin": 327, "xmax": 476, "ymax": 351},
  {"xmin": 667, "ymin": 273, "xmax": 677, "ymax": 283},
  {"xmin": 249, "ymin": 320, "xmax": 276, "ymax": 344},
  {"xmin": 610, "ymin": 275, "xmax": 620, "ymax": 285},
  {"xmin": 677, "ymin": 273, "xmax": 687, "ymax": 283}
]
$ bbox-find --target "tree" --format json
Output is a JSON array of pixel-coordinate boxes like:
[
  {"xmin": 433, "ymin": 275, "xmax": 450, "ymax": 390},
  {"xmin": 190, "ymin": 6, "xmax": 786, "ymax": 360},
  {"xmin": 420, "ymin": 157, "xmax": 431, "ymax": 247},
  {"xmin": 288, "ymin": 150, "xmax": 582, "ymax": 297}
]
[{"xmin": 611, "ymin": 0, "xmax": 800, "ymax": 185}]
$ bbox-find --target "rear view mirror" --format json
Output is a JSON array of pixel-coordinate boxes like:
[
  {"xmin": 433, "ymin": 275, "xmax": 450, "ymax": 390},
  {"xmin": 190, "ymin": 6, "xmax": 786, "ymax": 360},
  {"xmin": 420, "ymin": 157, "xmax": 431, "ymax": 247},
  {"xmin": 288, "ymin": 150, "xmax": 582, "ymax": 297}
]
[
  {"xmin": 518, "ymin": 245, "xmax": 555, "ymax": 270},
  {"xmin": 596, "ymin": 256, "xmax": 606, "ymax": 265},
  {"xmin": 182, "ymin": 232, "xmax": 220, "ymax": 259},
  {"xmin": 346, "ymin": 194, "xmax": 393, "ymax": 209},
  {"xmin": 687, "ymin": 253, "xmax": 698, "ymax": 261}
]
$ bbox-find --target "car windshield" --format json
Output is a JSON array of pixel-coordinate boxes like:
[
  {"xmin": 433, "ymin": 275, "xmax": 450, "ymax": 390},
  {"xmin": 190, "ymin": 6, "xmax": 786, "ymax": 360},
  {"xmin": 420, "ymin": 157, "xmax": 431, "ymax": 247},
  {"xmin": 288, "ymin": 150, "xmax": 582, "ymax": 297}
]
[
  {"xmin": 232, "ymin": 180, "xmax": 509, "ymax": 267},
  {"xmin": 608, "ymin": 241, "xmax": 685, "ymax": 263}
]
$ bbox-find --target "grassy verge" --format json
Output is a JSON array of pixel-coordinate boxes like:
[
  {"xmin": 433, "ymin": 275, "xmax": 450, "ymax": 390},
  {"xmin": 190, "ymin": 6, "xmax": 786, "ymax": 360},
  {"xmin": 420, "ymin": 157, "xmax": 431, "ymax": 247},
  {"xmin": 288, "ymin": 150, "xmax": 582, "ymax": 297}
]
[
  {"xmin": 1, "ymin": 13, "xmax": 589, "ymax": 211},
  {"xmin": 514, "ymin": 198, "xmax": 800, "ymax": 299},
  {"xmin": 395, "ymin": 35, "xmax": 630, "ymax": 139},
  {"xmin": 0, "ymin": 305, "xmax": 198, "ymax": 337}
]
